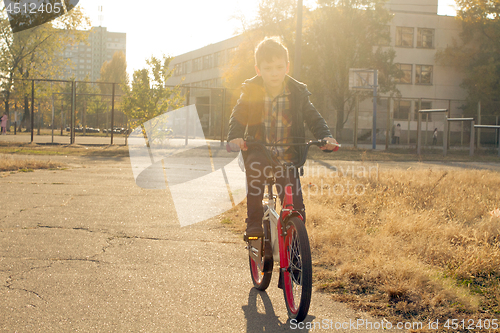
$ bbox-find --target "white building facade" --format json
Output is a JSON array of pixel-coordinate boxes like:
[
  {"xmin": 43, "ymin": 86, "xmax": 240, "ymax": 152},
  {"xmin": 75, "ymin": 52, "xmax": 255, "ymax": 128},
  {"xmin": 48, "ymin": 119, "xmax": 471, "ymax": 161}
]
[{"xmin": 358, "ymin": 0, "xmax": 466, "ymax": 145}]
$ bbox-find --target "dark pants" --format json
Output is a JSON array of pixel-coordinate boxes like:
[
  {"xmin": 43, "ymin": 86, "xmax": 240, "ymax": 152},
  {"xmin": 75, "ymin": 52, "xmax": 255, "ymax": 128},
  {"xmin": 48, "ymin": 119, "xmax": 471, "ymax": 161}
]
[{"xmin": 243, "ymin": 148, "xmax": 305, "ymax": 227}]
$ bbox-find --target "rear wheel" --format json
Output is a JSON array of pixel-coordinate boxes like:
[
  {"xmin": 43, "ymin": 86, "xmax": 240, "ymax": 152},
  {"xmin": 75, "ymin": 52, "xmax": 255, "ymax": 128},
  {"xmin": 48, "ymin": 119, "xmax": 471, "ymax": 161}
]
[
  {"xmin": 249, "ymin": 255, "xmax": 272, "ymax": 291},
  {"xmin": 282, "ymin": 216, "xmax": 312, "ymax": 322},
  {"xmin": 249, "ymin": 214, "xmax": 273, "ymax": 291}
]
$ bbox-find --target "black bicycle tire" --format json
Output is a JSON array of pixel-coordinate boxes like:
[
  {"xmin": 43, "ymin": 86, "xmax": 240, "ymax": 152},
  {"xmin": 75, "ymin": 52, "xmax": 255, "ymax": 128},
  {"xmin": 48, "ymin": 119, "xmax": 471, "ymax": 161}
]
[
  {"xmin": 249, "ymin": 208, "xmax": 273, "ymax": 291},
  {"xmin": 282, "ymin": 216, "xmax": 312, "ymax": 322},
  {"xmin": 249, "ymin": 255, "xmax": 272, "ymax": 291}
]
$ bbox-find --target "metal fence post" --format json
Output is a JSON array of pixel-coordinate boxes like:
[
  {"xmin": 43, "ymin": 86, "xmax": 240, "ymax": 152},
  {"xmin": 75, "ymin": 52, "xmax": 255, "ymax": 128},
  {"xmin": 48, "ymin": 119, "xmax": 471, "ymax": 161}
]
[
  {"xmin": 51, "ymin": 93, "xmax": 55, "ymax": 144},
  {"xmin": 30, "ymin": 79, "xmax": 34, "ymax": 143},
  {"xmin": 220, "ymin": 88, "xmax": 226, "ymax": 147},
  {"xmin": 385, "ymin": 97, "xmax": 390, "ymax": 150},
  {"xmin": 461, "ymin": 115, "xmax": 464, "ymax": 146},
  {"xmin": 447, "ymin": 100, "xmax": 451, "ymax": 149},
  {"xmin": 498, "ymin": 129, "xmax": 500, "ymax": 157},
  {"xmin": 354, "ymin": 95, "xmax": 359, "ymax": 148},
  {"xmin": 470, "ymin": 120, "xmax": 475, "ymax": 156},
  {"xmin": 443, "ymin": 116, "xmax": 448, "ymax": 157},
  {"xmin": 477, "ymin": 101, "xmax": 481, "ymax": 149},
  {"xmin": 417, "ymin": 110, "xmax": 422, "ymax": 155},
  {"xmin": 70, "ymin": 80, "xmax": 75, "ymax": 144},
  {"xmin": 372, "ymin": 70, "xmax": 378, "ymax": 150},
  {"xmin": 111, "ymin": 83, "xmax": 115, "ymax": 145},
  {"xmin": 185, "ymin": 87, "xmax": 190, "ymax": 146},
  {"xmin": 407, "ymin": 111, "xmax": 411, "ymax": 146}
]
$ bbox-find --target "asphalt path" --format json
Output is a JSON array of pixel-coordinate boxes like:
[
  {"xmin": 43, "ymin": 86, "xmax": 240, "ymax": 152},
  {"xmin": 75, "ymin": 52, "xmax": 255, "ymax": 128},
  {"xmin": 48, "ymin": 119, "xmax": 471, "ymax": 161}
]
[{"xmin": 1, "ymin": 154, "xmax": 390, "ymax": 333}]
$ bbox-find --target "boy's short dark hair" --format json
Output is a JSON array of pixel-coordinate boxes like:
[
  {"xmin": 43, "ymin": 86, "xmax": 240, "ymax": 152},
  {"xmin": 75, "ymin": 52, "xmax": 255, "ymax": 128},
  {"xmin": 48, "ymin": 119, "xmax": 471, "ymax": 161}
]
[{"xmin": 254, "ymin": 37, "xmax": 289, "ymax": 68}]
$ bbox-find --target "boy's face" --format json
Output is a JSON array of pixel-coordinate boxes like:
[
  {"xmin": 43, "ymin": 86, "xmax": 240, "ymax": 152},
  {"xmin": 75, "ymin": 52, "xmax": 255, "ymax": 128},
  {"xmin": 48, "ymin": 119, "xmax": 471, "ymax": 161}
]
[{"xmin": 255, "ymin": 57, "xmax": 289, "ymax": 91}]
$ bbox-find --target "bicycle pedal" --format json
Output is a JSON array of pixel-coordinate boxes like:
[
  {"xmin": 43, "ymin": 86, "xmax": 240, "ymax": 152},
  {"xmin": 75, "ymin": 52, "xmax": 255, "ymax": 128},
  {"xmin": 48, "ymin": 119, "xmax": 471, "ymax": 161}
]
[{"xmin": 243, "ymin": 234, "xmax": 261, "ymax": 242}]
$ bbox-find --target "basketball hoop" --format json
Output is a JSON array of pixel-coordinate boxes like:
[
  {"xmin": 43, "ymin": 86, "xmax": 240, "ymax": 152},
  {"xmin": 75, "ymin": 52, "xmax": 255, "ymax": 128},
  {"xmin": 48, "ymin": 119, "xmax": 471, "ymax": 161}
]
[
  {"xmin": 349, "ymin": 69, "xmax": 377, "ymax": 90},
  {"xmin": 349, "ymin": 68, "xmax": 378, "ymax": 149}
]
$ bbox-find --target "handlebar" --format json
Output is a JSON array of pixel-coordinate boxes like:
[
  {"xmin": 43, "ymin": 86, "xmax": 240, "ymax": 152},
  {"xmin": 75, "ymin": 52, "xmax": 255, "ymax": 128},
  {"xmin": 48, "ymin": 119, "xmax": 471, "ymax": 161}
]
[{"xmin": 240, "ymin": 139, "xmax": 341, "ymax": 169}]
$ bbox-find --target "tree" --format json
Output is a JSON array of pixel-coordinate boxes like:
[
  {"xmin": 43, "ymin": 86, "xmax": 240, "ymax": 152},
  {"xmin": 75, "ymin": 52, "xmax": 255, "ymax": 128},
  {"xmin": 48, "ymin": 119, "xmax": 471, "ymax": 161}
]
[
  {"xmin": 303, "ymin": 0, "xmax": 396, "ymax": 138},
  {"xmin": 99, "ymin": 50, "xmax": 127, "ymax": 95},
  {"xmin": 122, "ymin": 55, "xmax": 184, "ymax": 133},
  {"xmin": 0, "ymin": 5, "xmax": 90, "ymax": 130},
  {"xmin": 437, "ymin": 0, "xmax": 500, "ymax": 116}
]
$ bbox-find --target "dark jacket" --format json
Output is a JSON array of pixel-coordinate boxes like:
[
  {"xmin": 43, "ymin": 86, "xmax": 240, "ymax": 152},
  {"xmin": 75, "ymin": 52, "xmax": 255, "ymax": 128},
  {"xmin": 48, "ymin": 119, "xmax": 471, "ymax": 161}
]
[{"xmin": 227, "ymin": 75, "xmax": 332, "ymax": 162}]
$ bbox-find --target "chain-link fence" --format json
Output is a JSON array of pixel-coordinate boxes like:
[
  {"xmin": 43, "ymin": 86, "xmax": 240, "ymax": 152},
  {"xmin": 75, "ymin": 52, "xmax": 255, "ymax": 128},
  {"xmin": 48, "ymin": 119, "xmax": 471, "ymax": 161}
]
[
  {"xmin": 0, "ymin": 79, "xmax": 126, "ymax": 144},
  {"xmin": 3, "ymin": 80, "xmax": 497, "ymax": 149},
  {"xmin": 477, "ymin": 101, "xmax": 500, "ymax": 148},
  {"xmin": 335, "ymin": 96, "xmax": 499, "ymax": 149}
]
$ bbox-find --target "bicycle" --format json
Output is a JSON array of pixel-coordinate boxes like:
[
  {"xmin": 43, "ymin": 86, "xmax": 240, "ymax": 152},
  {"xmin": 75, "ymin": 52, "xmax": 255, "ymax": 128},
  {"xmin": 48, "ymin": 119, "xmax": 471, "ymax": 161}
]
[{"xmin": 242, "ymin": 139, "xmax": 340, "ymax": 322}]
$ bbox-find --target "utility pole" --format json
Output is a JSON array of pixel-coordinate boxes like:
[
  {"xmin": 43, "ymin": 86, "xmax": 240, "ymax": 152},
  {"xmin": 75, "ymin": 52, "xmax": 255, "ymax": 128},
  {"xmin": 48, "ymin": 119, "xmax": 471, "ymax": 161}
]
[{"xmin": 293, "ymin": 0, "xmax": 303, "ymax": 80}]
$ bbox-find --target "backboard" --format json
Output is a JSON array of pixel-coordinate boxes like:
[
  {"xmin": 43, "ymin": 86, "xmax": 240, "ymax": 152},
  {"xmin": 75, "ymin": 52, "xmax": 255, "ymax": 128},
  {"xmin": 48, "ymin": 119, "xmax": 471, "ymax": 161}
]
[{"xmin": 349, "ymin": 68, "xmax": 377, "ymax": 90}]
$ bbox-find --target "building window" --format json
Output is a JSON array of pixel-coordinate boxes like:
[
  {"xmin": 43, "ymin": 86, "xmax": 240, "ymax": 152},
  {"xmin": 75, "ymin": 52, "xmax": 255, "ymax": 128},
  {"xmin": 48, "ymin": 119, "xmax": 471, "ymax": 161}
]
[
  {"xmin": 396, "ymin": 27, "xmax": 414, "ymax": 47},
  {"xmin": 203, "ymin": 54, "xmax": 213, "ymax": 70},
  {"xmin": 214, "ymin": 51, "xmax": 225, "ymax": 67},
  {"xmin": 417, "ymin": 28, "xmax": 434, "ymax": 48},
  {"xmin": 192, "ymin": 57, "xmax": 202, "ymax": 72},
  {"xmin": 227, "ymin": 47, "xmax": 237, "ymax": 63},
  {"xmin": 182, "ymin": 61, "xmax": 191, "ymax": 74},
  {"xmin": 174, "ymin": 64, "xmax": 182, "ymax": 76},
  {"xmin": 416, "ymin": 65, "xmax": 433, "ymax": 84},
  {"xmin": 395, "ymin": 64, "xmax": 412, "ymax": 84},
  {"xmin": 394, "ymin": 100, "xmax": 411, "ymax": 120}
]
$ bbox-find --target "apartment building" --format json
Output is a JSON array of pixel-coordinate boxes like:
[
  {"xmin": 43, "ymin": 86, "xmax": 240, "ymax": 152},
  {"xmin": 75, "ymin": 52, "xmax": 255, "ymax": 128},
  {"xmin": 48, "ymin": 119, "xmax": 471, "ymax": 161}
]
[{"xmin": 62, "ymin": 26, "xmax": 126, "ymax": 82}]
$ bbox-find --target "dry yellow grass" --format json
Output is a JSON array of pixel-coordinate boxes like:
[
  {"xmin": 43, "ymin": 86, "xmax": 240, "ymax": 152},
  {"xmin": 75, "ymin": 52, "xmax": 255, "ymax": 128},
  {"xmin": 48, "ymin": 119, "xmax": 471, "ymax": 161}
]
[
  {"xmin": 221, "ymin": 167, "xmax": 500, "ymax": 327},
  {"xmin": 0, "ymin": 155, "xmax": 64, "ymax": 172}
]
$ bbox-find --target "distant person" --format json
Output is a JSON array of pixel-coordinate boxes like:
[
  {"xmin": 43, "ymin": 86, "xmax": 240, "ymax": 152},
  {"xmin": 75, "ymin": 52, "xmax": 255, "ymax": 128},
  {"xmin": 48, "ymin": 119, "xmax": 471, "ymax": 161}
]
[
  {"xmin": 433, "ymin": 128, "xmax": 438, "ymax": 145},
  {"xmin": 0, "ymin": 113, "xmax": 7, "ymax": 135},
  {"xmin": 394, "ymin": 123, "xmax": 401, "ymax": 144}
]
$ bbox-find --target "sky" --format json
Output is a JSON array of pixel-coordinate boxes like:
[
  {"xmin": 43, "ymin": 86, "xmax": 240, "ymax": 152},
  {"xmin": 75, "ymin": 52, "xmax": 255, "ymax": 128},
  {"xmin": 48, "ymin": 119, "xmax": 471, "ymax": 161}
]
[{"xmin": 76, "ymin": 0, "xmax": 457, "ymax": 78}]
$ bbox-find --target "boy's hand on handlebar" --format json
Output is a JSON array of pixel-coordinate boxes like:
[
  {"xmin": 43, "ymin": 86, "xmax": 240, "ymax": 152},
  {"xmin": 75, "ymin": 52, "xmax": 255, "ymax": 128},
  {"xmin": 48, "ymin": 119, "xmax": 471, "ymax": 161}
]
[
  {"xmin": 320, "ymin": 137, "xmax": 340, "ymax": 152},
  {"xmin": 229, "ymin": 138, "xmax": 247, "ymax": 151}
]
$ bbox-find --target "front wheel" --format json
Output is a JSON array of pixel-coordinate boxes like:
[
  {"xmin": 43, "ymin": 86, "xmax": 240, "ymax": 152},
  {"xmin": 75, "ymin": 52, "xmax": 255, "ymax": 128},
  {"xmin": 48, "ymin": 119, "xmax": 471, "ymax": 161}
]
[{"xmin": 282, "ymin": 216, "xmax": 312, "ymax": 322}]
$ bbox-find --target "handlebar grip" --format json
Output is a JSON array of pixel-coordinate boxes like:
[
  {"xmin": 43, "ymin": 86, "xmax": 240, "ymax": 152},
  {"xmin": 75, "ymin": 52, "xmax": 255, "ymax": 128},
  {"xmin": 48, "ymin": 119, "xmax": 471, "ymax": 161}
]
[{"xmin": 319, "ymin": 140, "xmax": 340, "ymax": 153}]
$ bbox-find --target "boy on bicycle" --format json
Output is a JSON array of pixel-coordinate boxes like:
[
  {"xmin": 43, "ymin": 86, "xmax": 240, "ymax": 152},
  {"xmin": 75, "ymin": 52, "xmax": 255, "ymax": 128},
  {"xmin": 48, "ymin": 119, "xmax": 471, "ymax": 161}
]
[{"xmin": 227, "ymin": 37, "xmax": 338, "ymax": 238}]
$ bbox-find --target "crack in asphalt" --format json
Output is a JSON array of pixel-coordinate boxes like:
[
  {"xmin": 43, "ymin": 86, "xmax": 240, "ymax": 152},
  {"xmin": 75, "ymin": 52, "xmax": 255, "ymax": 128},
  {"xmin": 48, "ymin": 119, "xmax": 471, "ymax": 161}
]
[
  {"xmin": 3, "ymin": 263, "xmax": 53, "ymax": 303},
  {"xmin": 2, "ymin": 224, "xmax": 240, "ymax": 245}
]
